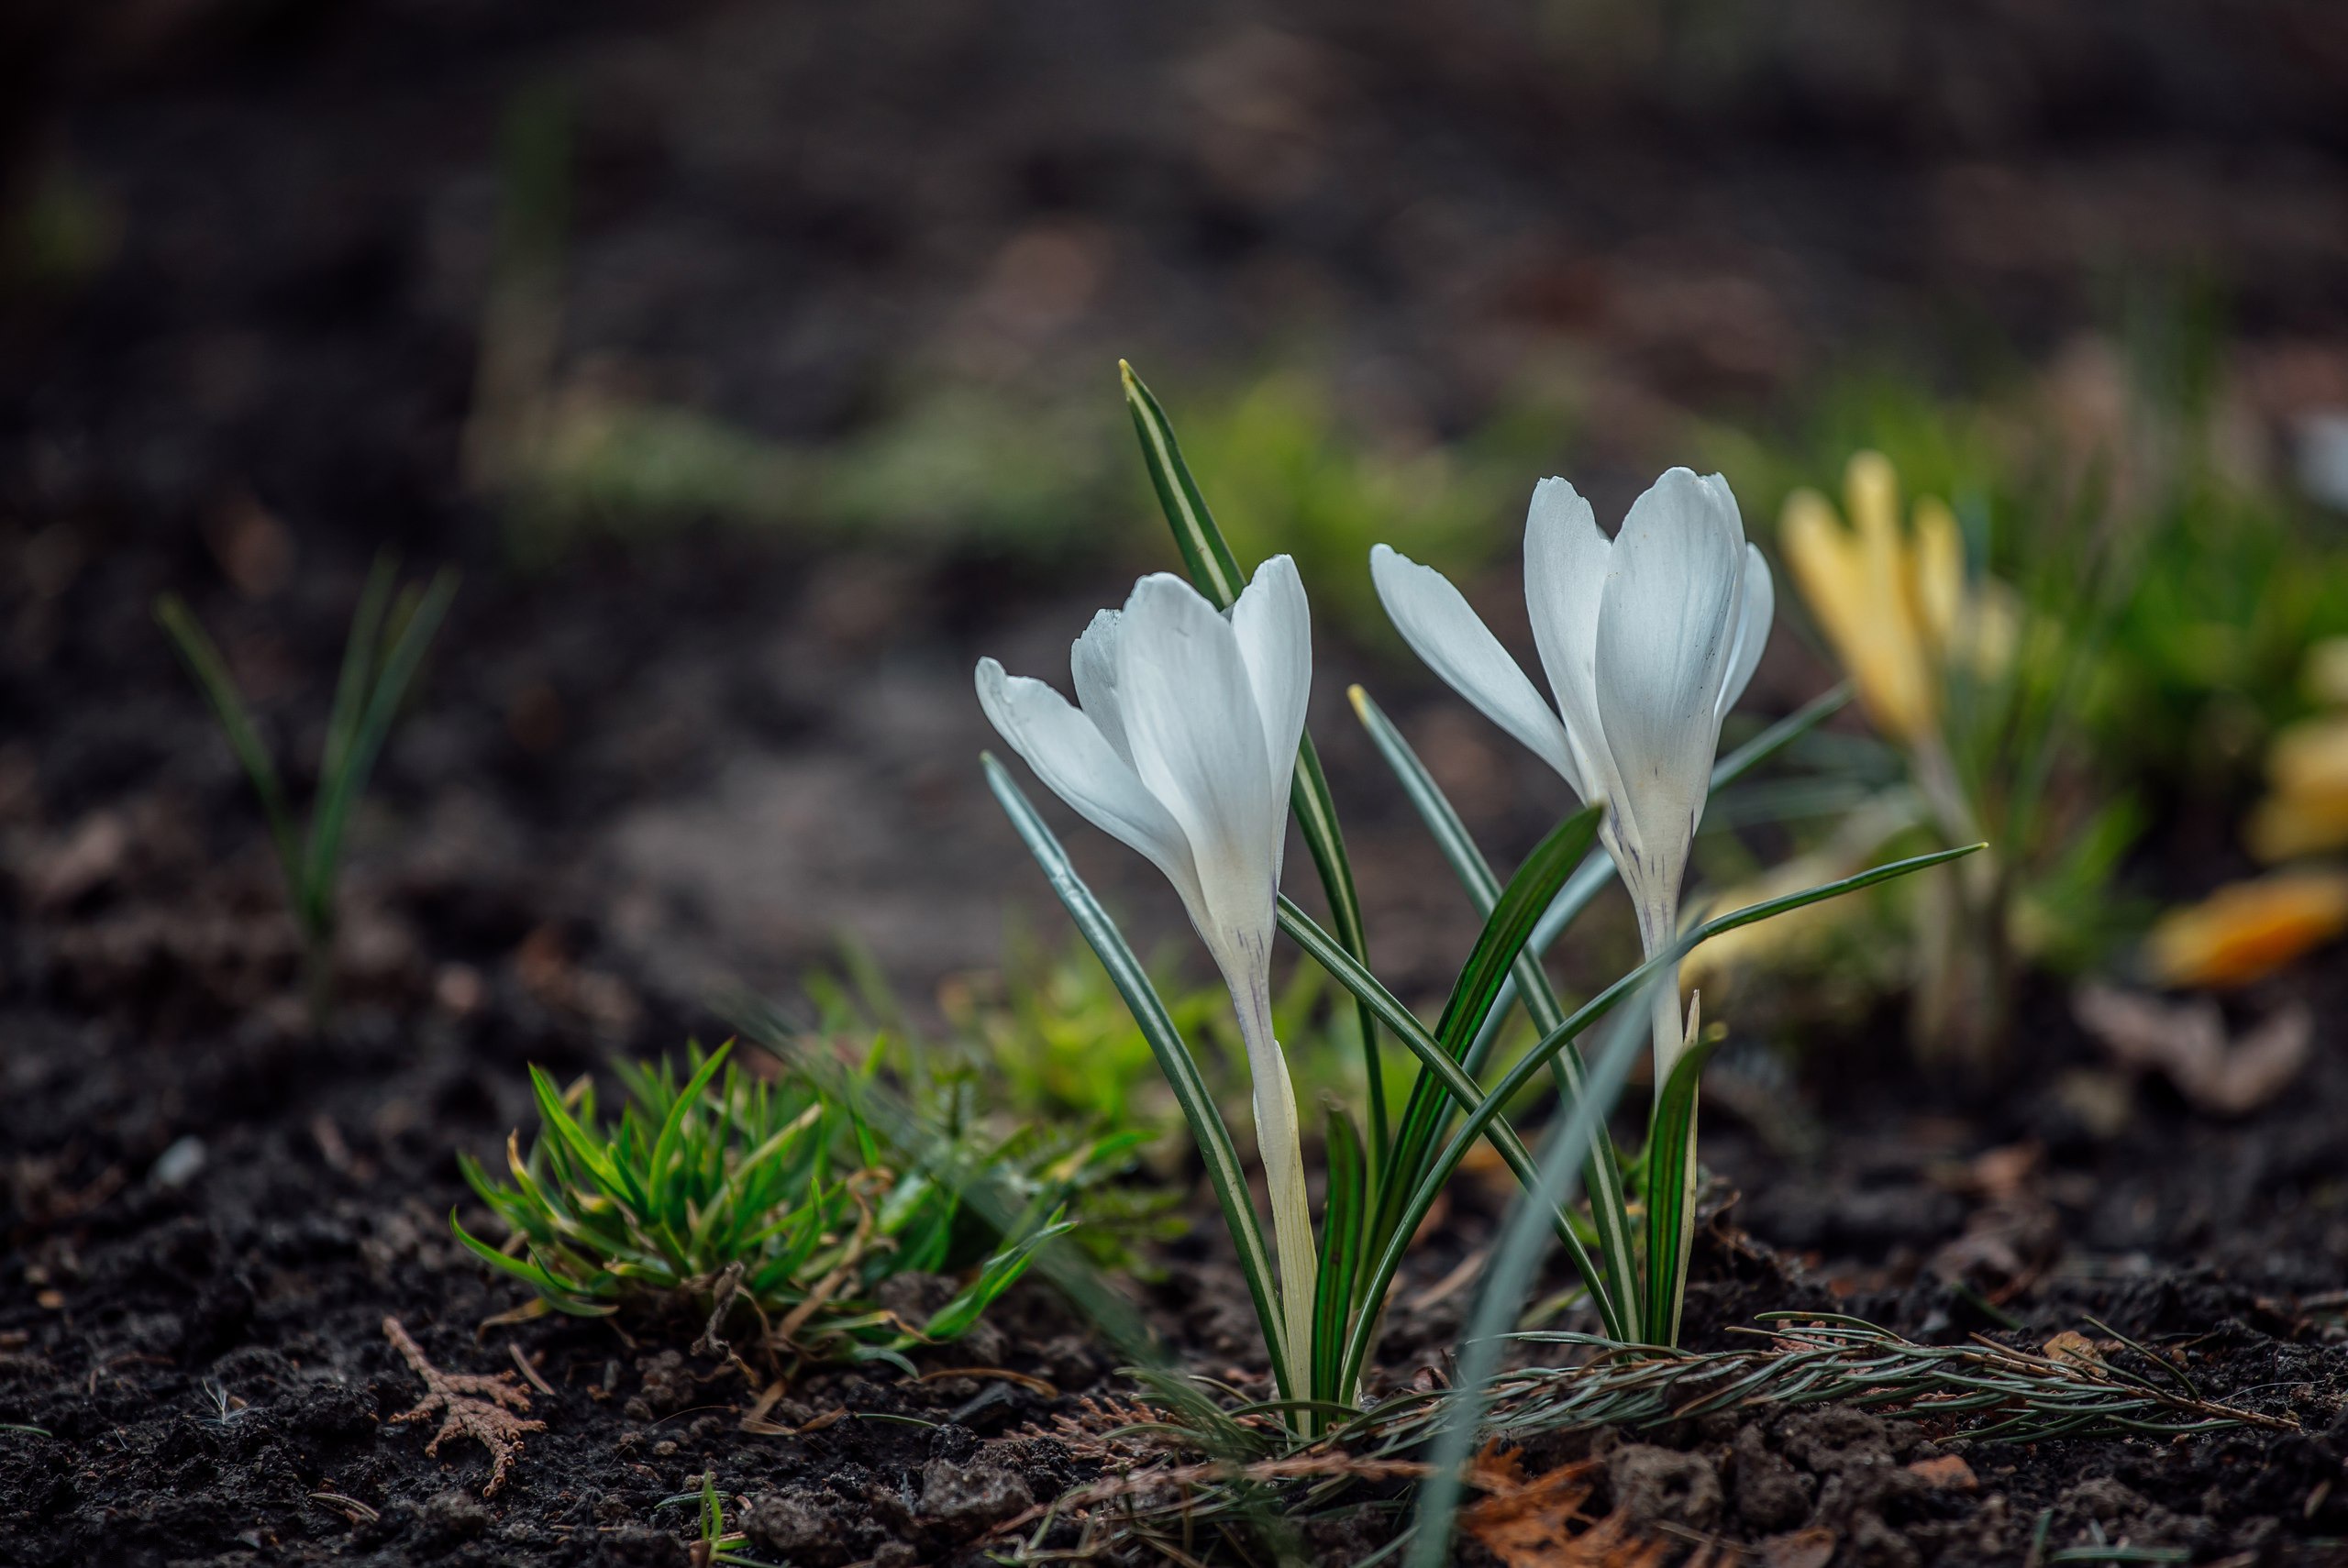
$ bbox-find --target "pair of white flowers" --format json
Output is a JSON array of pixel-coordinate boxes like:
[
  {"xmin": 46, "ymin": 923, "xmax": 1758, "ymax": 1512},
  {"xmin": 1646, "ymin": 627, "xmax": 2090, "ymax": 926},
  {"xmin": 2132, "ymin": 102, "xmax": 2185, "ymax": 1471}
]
[{"xmin": 976, "ymin": 466, "xmax": 1773, "ymax": 1358}]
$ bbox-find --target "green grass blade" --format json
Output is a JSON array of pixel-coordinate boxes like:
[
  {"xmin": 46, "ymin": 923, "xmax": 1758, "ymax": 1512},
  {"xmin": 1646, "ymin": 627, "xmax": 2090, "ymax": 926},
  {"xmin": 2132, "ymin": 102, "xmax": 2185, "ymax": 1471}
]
[
  {"xmin": 449, "ymin": 1209, "xmax": 615, "ymax": 1314},
  {"xmin": 1291, "ymin": 739, "xmax": 1387, "ymax": 1174},
  {"xmin": 1350, "ymin": 685, "xmax": 1639, "ymax": 1330},
  {"xmin": 527, "ymin": 1065, "xmax": 646, "ymax": 1212},
  {"xmin": 1311, "ymin": 1100, "xmax": 1368, "ymax": 1411},
  {"xmin": 1120, "ymin": 359, "xmax": 1245, "ymax": 600},
  {"xmin": 1335, "ymin": 840, "xmax": 1982, "ymax": 1391},
  {"xmin": 982, "ymin": 754, "xmax": 1297, "ymax": 1400},
  {"xmin": 1273, "ymin": 896, "xmax": 1617, "ymax": 1340},
  {"xmin": 301, "ymin": 567, "xmax": 457, "ymax": 933},
  {"xmin": 153, "ymin": 595, "xmax": 304, "ymax": 907},
  {"xmin": 648, "ymin": 1042, "xmax": 733, "ymax": 1240},
  {"xmin": 1712, "ymin": 680, "xmax": 1851, "ymax": 790},
  {"xmin": 1406, "ymin": 991, "xmax": 1657, "ymax": 1568},
  {"xmin": 1368, "ymin": 803, "xmax": 1600, "ymax": 1294},
  {"xmin": 1122, "ymin": 359, "xmax": 1390, "ymax": 1171},
  {"xmin": 317, "ymin": 555, "xmax": 398, "ymax": 802},
  {"xmin": 1641, "ymin": 1025, "xmax": 1724, "ymax": 1347},
  {"xmin": 921, "ymin": 1215, "xmax": 1076, "ymax": 1342}
]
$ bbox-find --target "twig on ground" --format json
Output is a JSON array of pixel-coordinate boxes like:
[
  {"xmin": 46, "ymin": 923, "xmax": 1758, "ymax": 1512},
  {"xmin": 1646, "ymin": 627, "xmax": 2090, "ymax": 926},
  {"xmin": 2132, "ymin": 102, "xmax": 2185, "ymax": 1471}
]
[{"xmin": 384, "ymin": 1316, "xmax": 547, "ymax": 1496}]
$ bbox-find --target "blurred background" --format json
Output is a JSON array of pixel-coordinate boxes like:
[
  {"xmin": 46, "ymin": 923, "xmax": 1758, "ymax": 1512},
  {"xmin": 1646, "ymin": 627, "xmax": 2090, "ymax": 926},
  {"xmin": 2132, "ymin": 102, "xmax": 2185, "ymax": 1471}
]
[{"xmin": 7, "ymin": 0, "xmax": 2348, "ymax": 1042}]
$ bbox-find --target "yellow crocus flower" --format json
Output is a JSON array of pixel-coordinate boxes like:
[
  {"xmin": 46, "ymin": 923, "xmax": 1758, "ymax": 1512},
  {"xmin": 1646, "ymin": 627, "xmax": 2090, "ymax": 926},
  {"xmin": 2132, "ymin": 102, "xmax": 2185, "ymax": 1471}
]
[{"xmin": 1780, "ymin": 452, "xmax": 1951, "ymax": 745}]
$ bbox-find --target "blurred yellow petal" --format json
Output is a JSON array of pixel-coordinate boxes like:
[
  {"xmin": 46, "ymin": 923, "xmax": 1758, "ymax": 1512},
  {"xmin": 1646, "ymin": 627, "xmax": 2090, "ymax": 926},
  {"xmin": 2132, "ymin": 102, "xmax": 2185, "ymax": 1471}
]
[
  {"xmin": 1781, "ymin": 489, "xmax": 1864, "ymax": 635},
  {"xmin": 1783, "ymin": 484, "xmax": 1936, "ymax": 743},
  {"xmin": 2247, "ymin": 789, "xmax": 2348, "ymax": 862},
  {"xmin": 1960, "ymin": 578, "xmax": 2023, "ymax": 679},
  {"xmin": 1911, "ymin": 496, "xmax": 1964, "ymax": 650},
  {"xmin": 2269, "ymin": 715, "xmax": 2348, "ymax": 798},
  {"xmin": 2304, "ymin": 636, "xmax": 2348, "ymax": 707},
  {"xmin": 1844, "ymin": 450, "xmax": 1900, "ymax": 544},
  {"xmin": 2146, "ymin": 868, "xmax": 2348, "ymax": 988}
]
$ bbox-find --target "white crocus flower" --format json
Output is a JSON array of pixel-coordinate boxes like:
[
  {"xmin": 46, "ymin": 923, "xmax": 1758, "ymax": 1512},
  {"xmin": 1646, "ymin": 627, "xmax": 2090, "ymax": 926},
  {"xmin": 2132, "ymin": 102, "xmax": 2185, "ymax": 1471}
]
[
  {"xmin": 1371, "ymin": 468, "xmax": 1773, "ymax": 1085},
  {"xmin": 975, "ymin": 558, "xmax": 1316, "ymax": 1371}
]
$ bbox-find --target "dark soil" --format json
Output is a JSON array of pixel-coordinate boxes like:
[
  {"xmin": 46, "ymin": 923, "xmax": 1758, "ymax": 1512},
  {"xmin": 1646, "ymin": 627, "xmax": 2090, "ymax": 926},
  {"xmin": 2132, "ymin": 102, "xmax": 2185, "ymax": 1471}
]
[{"xmin": 8, "ymin": 3, "xmax": 2348, "ymax": 1565}]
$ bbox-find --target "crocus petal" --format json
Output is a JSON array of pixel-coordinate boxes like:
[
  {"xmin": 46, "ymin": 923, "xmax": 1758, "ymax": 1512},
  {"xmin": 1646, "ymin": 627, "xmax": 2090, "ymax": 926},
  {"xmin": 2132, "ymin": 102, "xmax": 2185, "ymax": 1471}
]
[
  {"xmin": 1230, "ymin": 555, "xmax": 1312, "ymax": 822},
  {"xmin": 1522, "ymin": 478, "xmax": 1619, "ymax": 809},
  {"xmin": 1113, "ymin": 573, "xmax": 1283, "ymax": 956},
  {"xmin": 1715, "ymin": 543, "xmax": 1775, "ymax": 720},
  {"xmin": 1593, "ymin": 468, "xmax": 1744, "ymax": 875},
  {"xmin": 1782, "ymin": 487, "xmax": 1933, "ymax": 742},
  {"xmin": 1370, "ymin": 543, "xmax": 1582, "ymax": 794},
  {"xmin": 976, "ymin": 657, "xmax": 1205, "ymax": 922},
  {"xmin": 1911, "ymin": 497, "xmax": 1964, "ymax": 652},
  {"xmin": 1070, "ymin": 609, "xmax": 1134, "ymax": 766}
]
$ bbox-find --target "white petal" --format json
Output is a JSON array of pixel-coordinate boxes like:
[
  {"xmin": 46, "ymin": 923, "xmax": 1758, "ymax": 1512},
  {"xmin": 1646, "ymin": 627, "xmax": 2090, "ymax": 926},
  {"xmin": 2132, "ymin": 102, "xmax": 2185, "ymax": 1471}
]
[
  {"xmin": 974, "ymin": 657, "xmax": 1202, "ymax": 912},
  {"xmin": 1112, "ymin": 573, "xmax": 1284, "ymax": 956},
  {"xmin": 1593, "ymin": 469, "xmax": 1744, "ymax": 872},
  {"xmin": 1520, "ymin": 478, "xmax": 1619, "ymax": 809},
  {"xmin": 1229, "ymin": 555, "xmax": 1312, "ymax": 816},
  {"xmin": 1369, "ymin": 544, "xmax": 1581, "ymax": 793},
  {"xmin": 1715, "ymin": 543, "xmax": 1775, "ymax": 720},
  {"xmin": 1070, "ymin": 609, "xmax": 1133, "ymax": 766}
]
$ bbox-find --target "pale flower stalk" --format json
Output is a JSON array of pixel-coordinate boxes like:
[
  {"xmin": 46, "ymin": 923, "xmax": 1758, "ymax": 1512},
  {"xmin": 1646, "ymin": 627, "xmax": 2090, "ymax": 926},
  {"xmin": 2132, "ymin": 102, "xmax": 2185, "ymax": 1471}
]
[
  {"xmin": 1370, "ymin": 468, "xmax": 1773, "ymax": 1087},
  {"xmin": 974, "ymin": 558, "xmax": 1317, "ymax": 1374}
]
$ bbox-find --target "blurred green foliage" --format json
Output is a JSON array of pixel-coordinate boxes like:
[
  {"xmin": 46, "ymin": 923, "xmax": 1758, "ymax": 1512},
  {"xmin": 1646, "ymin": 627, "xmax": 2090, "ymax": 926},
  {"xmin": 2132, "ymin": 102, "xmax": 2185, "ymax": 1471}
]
[{"xmin": 1165, "ymin": 370, "xmax": 1557, "ymax": 634}]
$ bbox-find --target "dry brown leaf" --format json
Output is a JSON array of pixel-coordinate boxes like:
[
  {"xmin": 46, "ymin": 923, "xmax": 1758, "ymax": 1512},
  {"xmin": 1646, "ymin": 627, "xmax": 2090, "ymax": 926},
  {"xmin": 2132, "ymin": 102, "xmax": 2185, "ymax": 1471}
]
[
  {"xmin": 1905, "ymin": 1453, "xmax": 1979, "ymax": 1491},
  {"xmin": 2041, "ymin": 1329, "xmax": 2109, "ymax": 1370},
  {"xmin": 1759, "ymin": 1527, "xmax": 1837, "ymax": 1568},
  {"xmin": 2074, "ymin": 983, "xmax": 2309, "ymax": 1116},
  {"xmin": 1459, "ymin": 1449, "xmax": 1675, "ymax": 1568}
]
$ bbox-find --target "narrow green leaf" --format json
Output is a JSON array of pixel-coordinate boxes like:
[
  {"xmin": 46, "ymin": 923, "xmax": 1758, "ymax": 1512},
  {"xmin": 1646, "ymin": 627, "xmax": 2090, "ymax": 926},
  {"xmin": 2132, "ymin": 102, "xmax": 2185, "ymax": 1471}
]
[
  {"xmin": 1367, "ymin": 803, "xmax": 1601, "ymax": 1307},
  {"xmin": 1405, "ymin": 990, "xmax": 1656, "ymax": 1568},
  {"xmin": 1712, "ymin": 680, "xmax": 1852, "ymax": 791},
  {"xmin": 1120, "ymin": 360, "xmax": 1245, "ymax": 601},
  {"xmin": 921, "ymin": 1215, "xmax": 1075, "ymax": 1342},
  {"xmin": 1122, "ymin": 359, "xmax": 1389, "ymax": 1171},
  {"xmin": 449, "ymin": 1209, "xmax": 615, "ymax": 1314},
  {"xmin": 317, "ymin": 556, "xmax": 398, "ymax": 803},
  {"xmin": 1641, "ymin": 1023, "xmax": 1724, "ymax": 1347},
  {"xmin": 153, "ymin": 595, "xmax": 304, "ymax": 907},
  {"xmin": 983, "ymin": 755, "xmax": 1297, "ymax": 1401},
  {"xmin": 1310, "ymin": 1101, "xmax": 1367, "ymax": 1412},
  {"xmin": 1350, "ymin": 685, "xmax": 1640, "ymax": 1331},
  {"xmin": 302, "ymin": 568, "xmax": 456, "ymax": 929},
  {"xmin": 1273, "ymin": 896, "xmax": 1618, "ymax": 1341},
  {"xmin": 528, "ymin": 1065, "xmax": 647, "ymax": 1213},
  {"xmin": 1336, "ymin": 840, "xmax": 1982, "ymax": 1395}
]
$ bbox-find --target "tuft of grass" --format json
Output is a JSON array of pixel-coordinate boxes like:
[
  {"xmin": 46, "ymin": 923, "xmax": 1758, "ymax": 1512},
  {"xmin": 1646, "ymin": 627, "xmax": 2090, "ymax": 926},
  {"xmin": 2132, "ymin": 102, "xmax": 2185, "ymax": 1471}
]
[
  {"xmin": 453, "ymin": 1040, "xmax": 1136, "ymax": 1370},
  {"xmin": 155, "ymin": 556, "xmax": 456, "ymax": 1029}
]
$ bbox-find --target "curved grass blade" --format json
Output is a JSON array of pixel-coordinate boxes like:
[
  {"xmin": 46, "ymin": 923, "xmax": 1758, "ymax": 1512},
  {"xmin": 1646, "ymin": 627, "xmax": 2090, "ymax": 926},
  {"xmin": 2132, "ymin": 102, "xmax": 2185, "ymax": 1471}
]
[
  {"xmin": 1641, "ymin": 1013, "xmax": 1723, "ymax": 1347},
  {"xmin": 153, "ymin": 596, "xmax": 302, "ymax": 898},
  {"xmin": 316, "ymin": 556, "xmax": 398, "ymax": 825},
  {"xmin": 1406, "ymin": 982, "xmax": 1659, "ymax": 1568},
  {"xmin": 1123, "ymin": 359, "xmax": 1389, "ymax": 1170},
  {"xmin": 1337, "ymin": 840, "xmax": 1982, "ymax": 1394},
  {"xmin": 1310, "ymin": 1101, "xmax": 1368, "ymax": 1413},
  {"xmin": 1713, "ymin": 680, "xmax": 1852, "ymax": 791},
  {"xmin": 1349, "ymin": 685, "xmax": 1638, "ymax": 1330},
  {"xmin": 1366, "ymin": 803, "xmax": 1600, "ymax": 1300},
  {"xmin": 982, "ymin": 754, "xmax": 1297, "ymax": 1400},
  {"xmin": 1274, "ymin": 896, "xmax": 1617, "ymax": 1342},
  {"xmin": 302, "ymin": 566, "xmax": 456, "ymax": 933}
]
